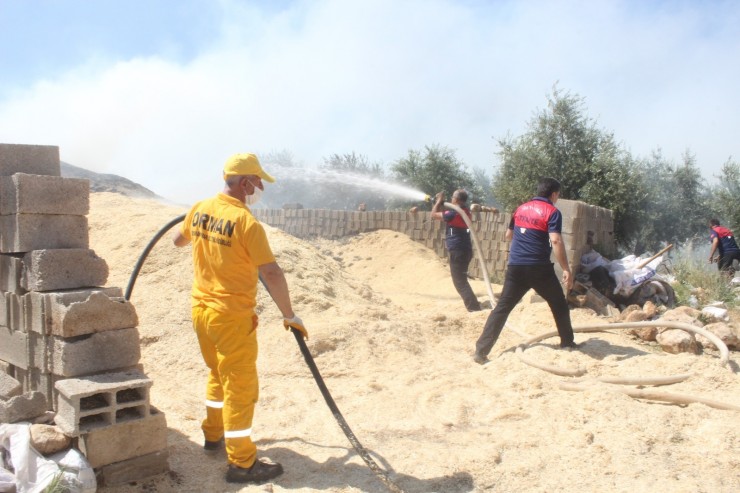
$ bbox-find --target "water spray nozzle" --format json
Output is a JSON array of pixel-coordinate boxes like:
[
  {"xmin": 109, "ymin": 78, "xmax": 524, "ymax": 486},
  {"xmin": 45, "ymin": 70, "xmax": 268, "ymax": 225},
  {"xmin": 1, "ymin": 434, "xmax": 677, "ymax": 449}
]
[{"xmin": 423, "ymin": 194, "xmax": 431, "ymax": 203}]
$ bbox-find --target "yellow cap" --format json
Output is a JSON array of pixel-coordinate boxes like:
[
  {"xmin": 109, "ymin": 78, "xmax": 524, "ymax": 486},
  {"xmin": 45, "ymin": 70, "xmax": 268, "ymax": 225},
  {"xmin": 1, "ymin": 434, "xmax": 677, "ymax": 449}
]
[{"xmin": 223, "ymin": 153, "xmax": 276, "ymax": 183}]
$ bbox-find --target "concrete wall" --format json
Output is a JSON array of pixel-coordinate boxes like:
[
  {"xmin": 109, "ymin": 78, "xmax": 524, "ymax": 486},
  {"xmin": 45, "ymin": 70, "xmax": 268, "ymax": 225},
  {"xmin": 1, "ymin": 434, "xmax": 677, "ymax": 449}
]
[{"xmin": 252, "ymin": 199, "xmax": 615, "ymax": 280}]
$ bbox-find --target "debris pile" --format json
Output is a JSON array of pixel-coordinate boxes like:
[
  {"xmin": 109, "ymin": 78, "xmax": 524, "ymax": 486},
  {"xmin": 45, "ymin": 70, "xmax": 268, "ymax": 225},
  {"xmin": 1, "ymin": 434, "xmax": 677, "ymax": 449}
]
[{"xmin": 571, "ymin": 246, "xmax": 675, "ymax": 316}]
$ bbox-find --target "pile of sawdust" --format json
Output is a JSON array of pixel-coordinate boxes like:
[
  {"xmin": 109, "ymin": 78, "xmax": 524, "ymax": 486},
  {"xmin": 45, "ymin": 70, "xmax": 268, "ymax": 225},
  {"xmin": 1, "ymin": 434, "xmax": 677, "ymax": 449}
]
[{"xmin": 88, "ymin": 192, "xmax": 740, "ymax": 493}]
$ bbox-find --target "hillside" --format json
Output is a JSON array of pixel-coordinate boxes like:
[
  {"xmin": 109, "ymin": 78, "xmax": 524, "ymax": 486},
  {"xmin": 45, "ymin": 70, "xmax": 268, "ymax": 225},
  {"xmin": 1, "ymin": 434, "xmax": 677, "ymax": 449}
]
[{"xmin": 61, "ymin": 161, "xmax": 162, "ymax": 199}]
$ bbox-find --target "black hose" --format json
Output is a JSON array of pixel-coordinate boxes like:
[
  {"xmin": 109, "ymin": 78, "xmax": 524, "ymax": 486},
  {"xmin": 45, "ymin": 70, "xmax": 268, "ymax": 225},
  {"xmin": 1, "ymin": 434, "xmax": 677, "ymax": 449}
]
[
  {"xmin": 125, "ymin": 214, "xmax": 405, "ymax": 493},
  {"xmin": 124, "ymin": 213, "xmax": 186, "ymax": 301},
  {"xmin": 290, "ymin": 329, "xmax": 405, "ymax": 493}
]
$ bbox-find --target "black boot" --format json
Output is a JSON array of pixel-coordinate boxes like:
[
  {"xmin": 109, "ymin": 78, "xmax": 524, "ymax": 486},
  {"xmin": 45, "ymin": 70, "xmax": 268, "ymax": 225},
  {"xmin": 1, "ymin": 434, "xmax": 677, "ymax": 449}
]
[{"xmin": 226, "ymin": 459, "xmax": 284, "ymax": 483}]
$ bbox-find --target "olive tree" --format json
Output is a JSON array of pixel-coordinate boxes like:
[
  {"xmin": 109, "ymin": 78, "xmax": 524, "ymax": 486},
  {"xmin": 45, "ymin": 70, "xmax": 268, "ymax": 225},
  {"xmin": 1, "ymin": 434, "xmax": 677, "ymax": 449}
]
[{"xmin": 492, "ymin": 86, "xmax": 643, "ymax": 250}]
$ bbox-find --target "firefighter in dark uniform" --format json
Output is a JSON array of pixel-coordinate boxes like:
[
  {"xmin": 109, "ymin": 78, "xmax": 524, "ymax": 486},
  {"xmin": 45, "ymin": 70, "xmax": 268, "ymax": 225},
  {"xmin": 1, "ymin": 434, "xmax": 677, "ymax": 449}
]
[
  {"xmin": 708, "ymin": 218, "xmax": 740, "ymax": 276},
  {"xmin": 473, "ymin": 177, "xmax": 576, "ymax": 364},
  {"xmin": 432, "ymin": 189, "xmax": 483, "ymax": 312}
]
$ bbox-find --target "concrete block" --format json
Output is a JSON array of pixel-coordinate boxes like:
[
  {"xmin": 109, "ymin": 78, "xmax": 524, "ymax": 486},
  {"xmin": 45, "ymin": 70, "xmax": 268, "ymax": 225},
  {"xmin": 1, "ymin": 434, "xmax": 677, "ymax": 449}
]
[
  {"xmin": 78, "ymin": 410, "xmax": 167, "ymax": 468},
  {"xmin": 0, "ymin": 173, "xmax": 89, "ymax": 216},
  {"xmin": 0, "ymin": 253, "xmax": 25, "ymax": 293},
  {"xmin": 12, "ymin": 366, "xmax": 58, "ymax": 409},
  {"xmin": 0, "ymin": 214, "xmax": 88, "ymax": 253},
  {"xmin": 0, "ymin": 372, "xmax": 22, "ymax": 400},
  {"xmin": 96, "ymin": 449, "xmax": 169, "ymax": 486},
  {"xmin": 0, "ymin": 324, "xmax": 28, "ymax": 369},
  {"xmin": 26, "ymin": 330, "xmax": 47, "ymax": 371},
  {"xmin": 0, "ymin": 293, "xmax": 10, "ymax": 328},
  {"xmin": 0, "ymin": 391, "xmax": 47, "ymax": 423},
  {"xmin": 5, "ymin": 292, "xmax": 25, "ymax": 332},
  {"xmin": 560, "ymin": 199, "xmax": 591, "ymax": 218},
  {"xmin": 26, "ymin": 287, "xmax": 127, "ymax": 335},
  {"xmin": 48, "ymin": 328, "xmax": 141, "ymax": 377},
  {"xmin": 55, "ymin": 369, "xmax": 153, "ymax": 436},
  {"xmin": 22, "ymin": 249, "xmax": 108, "ymax": 292},
  {"xmin": 0, "ymin": 144, "xmax": 60, "ymax": 176}
]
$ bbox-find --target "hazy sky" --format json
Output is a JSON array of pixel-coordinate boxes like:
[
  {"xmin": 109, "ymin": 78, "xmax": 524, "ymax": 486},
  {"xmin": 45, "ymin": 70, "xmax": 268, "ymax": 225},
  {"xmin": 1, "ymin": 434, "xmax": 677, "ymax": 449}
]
[{"xmin": 1, "ymin": 0, "xmax": 738, "ymax": 205}]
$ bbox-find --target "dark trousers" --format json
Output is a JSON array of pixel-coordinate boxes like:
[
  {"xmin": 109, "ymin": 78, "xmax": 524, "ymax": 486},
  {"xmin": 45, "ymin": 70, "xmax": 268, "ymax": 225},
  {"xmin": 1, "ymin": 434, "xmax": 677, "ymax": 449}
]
[
  {"xmin": 475, "ymin": 263, "xmax": 574, "ymax": 356},
  {"xmin": 718, "ymin": 251, "xmax": 740, "ymax": 274},
  {"xmin": 449, "ymin": 249, "xmax": 481, "ymax": 311}
]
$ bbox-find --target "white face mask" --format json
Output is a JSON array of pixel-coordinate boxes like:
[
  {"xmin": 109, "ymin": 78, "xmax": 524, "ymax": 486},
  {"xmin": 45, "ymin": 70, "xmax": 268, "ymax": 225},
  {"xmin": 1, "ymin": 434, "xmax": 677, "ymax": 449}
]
[{"xmin": 245, "ymin": 180, "xmax": 262, "ymax": 206}]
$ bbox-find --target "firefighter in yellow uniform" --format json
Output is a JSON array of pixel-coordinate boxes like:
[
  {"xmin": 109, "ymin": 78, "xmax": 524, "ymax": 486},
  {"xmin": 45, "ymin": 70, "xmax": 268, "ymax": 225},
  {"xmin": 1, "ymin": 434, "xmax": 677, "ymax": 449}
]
[{"xmin": 173, "ymin": 153, "xmax": 307, "ymax": 484}]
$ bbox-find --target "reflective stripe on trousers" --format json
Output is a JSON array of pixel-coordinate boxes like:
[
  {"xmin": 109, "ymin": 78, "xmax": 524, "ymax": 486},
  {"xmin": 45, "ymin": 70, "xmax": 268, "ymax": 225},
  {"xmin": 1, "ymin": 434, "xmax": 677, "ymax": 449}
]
[{"xmin": 193, "ymin": 305, "xmax": 259, "ymax": 468}]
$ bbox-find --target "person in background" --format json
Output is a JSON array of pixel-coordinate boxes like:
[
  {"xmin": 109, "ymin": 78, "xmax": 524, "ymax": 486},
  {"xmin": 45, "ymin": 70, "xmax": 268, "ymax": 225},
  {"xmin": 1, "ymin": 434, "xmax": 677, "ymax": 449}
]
[
  {"xmin": 432, "ymin": 189, "xmax": 483, "ymax": 312},
  {"xmin": 173, "ymin": 153, "xmax": 308, "ymax": 484},
  {"xmin": 473, "ymin": 177, "xmax": 576, "ymax": 364},
  {"xmin": 708, "ymin": 218, "xmax": 740, "ymax": 277}
]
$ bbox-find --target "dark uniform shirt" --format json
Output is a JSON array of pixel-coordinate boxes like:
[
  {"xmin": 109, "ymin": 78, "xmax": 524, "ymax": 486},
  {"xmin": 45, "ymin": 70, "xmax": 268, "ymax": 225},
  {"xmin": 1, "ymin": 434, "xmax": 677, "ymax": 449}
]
[
  {"xmin": 443, "ymin": 208, "xmax": 473, "ymax": 251},
  {"xmin": 507, "ymin": 197, "xmax": 562, "ymax": 265},
  {"xmin": 710, "ymin": 225, "xmax": 740, "ymax": 257}
]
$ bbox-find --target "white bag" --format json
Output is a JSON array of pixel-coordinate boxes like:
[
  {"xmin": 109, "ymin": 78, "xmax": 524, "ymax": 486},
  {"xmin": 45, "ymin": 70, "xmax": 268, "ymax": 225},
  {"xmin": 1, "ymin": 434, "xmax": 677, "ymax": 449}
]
[
  {"xmin": 607, "ymin": 255, "xmax": 639, "ymax": 273},
  {"xmin": 48, "ymin": 448, "xmax": 96, "ymax": 493},
  {"xmin": 580, "ymin": 250, "xmax": 609, "ymax": 273},
  {"xmin": 611, "ymin": 256, "xmax": 663, "ymax": 297},
  {"xmin": 0, "ymin": 423, "xmax": 59, "ymax": 493}
]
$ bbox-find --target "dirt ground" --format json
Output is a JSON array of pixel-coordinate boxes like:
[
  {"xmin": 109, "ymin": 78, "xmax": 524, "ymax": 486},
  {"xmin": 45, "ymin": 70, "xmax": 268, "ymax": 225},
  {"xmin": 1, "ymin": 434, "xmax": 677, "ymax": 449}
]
[{"xmin": 87, "ymin": 192, "xmax": 740, "ymax": 493}]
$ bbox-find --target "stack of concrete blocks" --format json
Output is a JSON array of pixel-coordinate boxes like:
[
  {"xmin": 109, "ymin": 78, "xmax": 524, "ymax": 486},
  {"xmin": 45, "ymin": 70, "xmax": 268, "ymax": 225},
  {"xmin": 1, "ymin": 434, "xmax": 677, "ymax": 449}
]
[
  {"xmin": 252, "ymin": 202, "xmax": 615, "ymax": 282},
  {"xmin": 556, "ymin": 199, "xmax": 616, "ymax": 274},
  {"xmin": 0, "ymin": 143, "xmax": 168, "ymax": 486}
]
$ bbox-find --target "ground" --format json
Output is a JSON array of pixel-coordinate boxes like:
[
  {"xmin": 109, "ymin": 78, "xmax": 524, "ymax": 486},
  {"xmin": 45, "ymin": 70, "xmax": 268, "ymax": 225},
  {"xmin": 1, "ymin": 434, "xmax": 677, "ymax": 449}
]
[{"xmin": 88, "ymin": 192, "xmax": 739, "ymax": 493}]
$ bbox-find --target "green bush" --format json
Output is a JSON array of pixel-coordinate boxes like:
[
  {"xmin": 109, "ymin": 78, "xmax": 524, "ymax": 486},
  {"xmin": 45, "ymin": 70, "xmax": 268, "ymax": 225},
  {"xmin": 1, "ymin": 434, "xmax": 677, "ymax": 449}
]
[{"xmin": 670, "ymin": 252, "xmax": 736, "ymax": 308}]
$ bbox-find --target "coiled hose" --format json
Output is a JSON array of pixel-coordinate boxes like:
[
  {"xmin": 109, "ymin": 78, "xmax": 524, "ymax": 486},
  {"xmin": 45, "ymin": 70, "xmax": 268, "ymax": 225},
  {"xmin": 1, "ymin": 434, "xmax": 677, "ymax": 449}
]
[{"xmin": 125, "ymin": 215, "xmax": 405, "ymax": 493}]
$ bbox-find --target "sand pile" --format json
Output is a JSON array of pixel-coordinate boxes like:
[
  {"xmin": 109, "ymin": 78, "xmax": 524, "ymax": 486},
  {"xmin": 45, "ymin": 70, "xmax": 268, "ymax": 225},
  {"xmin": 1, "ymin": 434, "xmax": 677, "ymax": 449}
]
[{"xmin": 87, "ymin": 192, "xmax": 739, "ymax": 493}]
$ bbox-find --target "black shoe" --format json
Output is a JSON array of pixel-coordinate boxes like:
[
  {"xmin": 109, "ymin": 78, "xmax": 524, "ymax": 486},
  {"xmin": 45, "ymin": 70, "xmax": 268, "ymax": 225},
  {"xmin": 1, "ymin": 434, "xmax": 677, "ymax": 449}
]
[
  {"xmin": 226, "ymin": 459, "xmax": 284, "ymax": 483},
  {"xmin": 204, "ymin": 437, "xmax": 224, "ymax": 453},
  {"xmin": 473, "ymin": 353, "xmax": 490, "ymax": 365}
]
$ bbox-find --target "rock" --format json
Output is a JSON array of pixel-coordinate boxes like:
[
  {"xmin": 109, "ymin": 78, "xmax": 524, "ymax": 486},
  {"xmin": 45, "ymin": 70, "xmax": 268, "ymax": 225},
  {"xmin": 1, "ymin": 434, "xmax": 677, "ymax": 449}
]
[
  {"xmin": 656, "ymin": 329, "xmax": 699, "ymax": 354},
  {"xmin": 695, "ymin": 322, "xmax": 740, "ymax": 350},
  {"xmin": 665, "ymin": 306, "xmax": 702, "ymax": 319},
  {"xmin": 30, "ymin": 424, "xmax": 71, "ymax": 455},
  {"xmin": 625, "ymin": 310, "xmax": 648, "ymax": 323},
  {"xmin": 620, "ymin": 304, "xmax": 642, "ymax": 321},
  {"xmin": 643, "ymin": 300, "xmax": 658, "ymax": 319},
  {"xmin": 701, "ymin": 306, "xmax": 729, "ymax": 323},
  {"xmin": 631, "ymin": 326, "xmax": 658, "ymax": 342},
  {"xmin": 659, "ymin": 308, "xmax": 704, "ymax": 330}
]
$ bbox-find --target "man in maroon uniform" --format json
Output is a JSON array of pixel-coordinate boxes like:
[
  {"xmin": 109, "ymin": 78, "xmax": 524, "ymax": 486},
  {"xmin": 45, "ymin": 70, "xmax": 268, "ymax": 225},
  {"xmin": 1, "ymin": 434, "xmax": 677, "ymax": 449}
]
[
  {"xmin": 474, "ymin": 178, "xmax": 575, "ymax": 364},
  {"xmin": 432, "ymin": 189, "xmax": 483, "ymax": 312},
  {"xmin": 708, "ymin": 218, "xmax": 740, "ymax": 276}
]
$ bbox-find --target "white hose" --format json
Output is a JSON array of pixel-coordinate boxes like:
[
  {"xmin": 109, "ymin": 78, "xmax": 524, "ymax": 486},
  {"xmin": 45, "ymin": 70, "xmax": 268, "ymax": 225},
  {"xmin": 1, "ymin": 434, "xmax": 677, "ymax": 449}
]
[
  {"xmin": 559, "ymin": 381, "xmax": 740, "ymax": 412},
  {"xmin": 516, "ymin": 322, "xmax": 731, "ymax": 378},
  {"xmin": 443, "ymin": 202, "xmax": 529, "ymax": 339},
  {"xmin": 443, "ymin": 201, "xmax": 496, "ymax": 305},
  {"xmin": 516, "ymin": 323, "xmax": 736, "ymax": 410}
]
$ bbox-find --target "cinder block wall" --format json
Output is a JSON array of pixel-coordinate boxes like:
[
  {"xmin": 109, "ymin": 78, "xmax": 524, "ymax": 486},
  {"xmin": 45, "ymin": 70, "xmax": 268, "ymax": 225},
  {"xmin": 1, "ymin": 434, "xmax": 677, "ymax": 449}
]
[
  {"xmin": 253, "ymin": 199, "xmax": 615, "ymax": 279},
  {"xmin": 0, "ymin": 143, "xmax": 168, "ymax": 485}
]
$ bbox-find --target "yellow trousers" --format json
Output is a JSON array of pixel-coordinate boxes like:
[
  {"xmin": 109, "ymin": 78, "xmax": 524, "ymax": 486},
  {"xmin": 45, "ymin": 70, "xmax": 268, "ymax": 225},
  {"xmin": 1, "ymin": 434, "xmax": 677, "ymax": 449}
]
[{"xmin": 192, "ymin": 304, "xmax": 259, "ymax": 468}]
